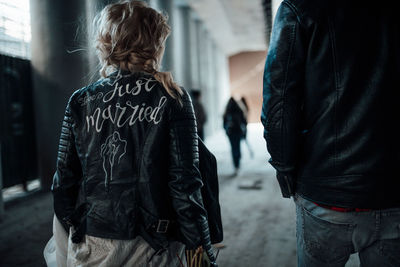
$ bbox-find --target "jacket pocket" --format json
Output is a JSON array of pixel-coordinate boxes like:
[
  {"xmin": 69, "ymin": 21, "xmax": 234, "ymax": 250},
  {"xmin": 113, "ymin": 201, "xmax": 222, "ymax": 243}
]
[{"xmin": 276, "ymin": 172, "xmax": 295, "ymax": 198}]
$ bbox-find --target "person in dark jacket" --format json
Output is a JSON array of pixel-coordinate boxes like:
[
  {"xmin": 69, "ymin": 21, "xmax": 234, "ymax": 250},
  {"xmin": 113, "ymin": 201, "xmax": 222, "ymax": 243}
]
[
  {"xmin": 191, "ymin": 89, "xmax": 207, "ymax": 140},
  {"xmin": 51, "ymin": 1, "xmax": 217, "ymax": 266},
  {"xmin": 261, "ymin": 0, "xmax": 400, "ymax": 266},
  {"xmin": 223, "ymin": 96, "xmax": 248, "ymax": 176}
]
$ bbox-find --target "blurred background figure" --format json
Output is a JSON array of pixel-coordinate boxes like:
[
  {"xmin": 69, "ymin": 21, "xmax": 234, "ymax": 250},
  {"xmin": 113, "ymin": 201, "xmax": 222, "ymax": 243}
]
[
  {"xmin": 223, "ymin": 96, "xmax": 248, "ymax": 176},
  {"xmin": 191, "ymin": 89, "xmax": 207, "ymax": 140},
  {"xmin": 239, "ymin": 97, "xmax": 254, "ymax": 159}
]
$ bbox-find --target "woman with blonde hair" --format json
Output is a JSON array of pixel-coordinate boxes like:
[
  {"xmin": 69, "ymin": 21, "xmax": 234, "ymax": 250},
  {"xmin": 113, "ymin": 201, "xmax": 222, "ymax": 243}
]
[{"xmin": 50, "ymin": 1, "xmax": 216, "ymax": 266}]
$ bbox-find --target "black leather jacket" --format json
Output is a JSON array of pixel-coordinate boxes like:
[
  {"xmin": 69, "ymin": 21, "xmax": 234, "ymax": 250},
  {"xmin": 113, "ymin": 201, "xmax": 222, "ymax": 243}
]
[
  {"xmin": 52, "ymin": 71, "xmax": 214, "ymax": 256},
  {"xmin": 262, "ymin": 0, "xmax": 400, "ymax": 209}
]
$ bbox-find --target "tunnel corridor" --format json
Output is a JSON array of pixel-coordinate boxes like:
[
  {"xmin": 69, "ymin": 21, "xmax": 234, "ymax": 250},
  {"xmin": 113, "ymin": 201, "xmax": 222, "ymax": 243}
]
[{"xmin": 0, "ymin": 125, "xmax": 361, "ymax": 267}]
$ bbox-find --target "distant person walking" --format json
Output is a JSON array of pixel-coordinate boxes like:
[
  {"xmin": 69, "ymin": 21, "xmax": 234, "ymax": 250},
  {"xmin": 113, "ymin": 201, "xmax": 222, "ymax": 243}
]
[
  {"xmin": 223, "ymin": 96, "xmax": 248, "ymax": 176},
  {"xmin": 262, "ymin": 1, "xmax": 400, "ymax": 266},
  {"xmin": 191, "ymin": 89, "xmax": 207, "ymax": 140}
]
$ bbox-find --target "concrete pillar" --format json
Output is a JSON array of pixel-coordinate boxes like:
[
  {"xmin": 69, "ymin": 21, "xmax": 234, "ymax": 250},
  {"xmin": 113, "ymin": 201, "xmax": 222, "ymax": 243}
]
[
  {"xmin": 198, "ymin": 27, "xmax": 212, "ymax": 136},
  {"xmin": 215, "ymin": 47, "xmax": 230, "ymax": 118},
  {"xmin": 30, "ymin": 0, "xmax": 89, "ymax": 190},
  {"xmin": 206, "ymin": 39, "xmax": 216, "ymax": 133},
  {"xmin": 0, "ymin": 143, "xmax": 4, "ymax": 220},
  {"xmin": 211, "ymin": 41, "xmax": 221, "ymax": 133},
  {"xmin": 178, "ymin": 5, "xmax": 193, "ymax": 89},
  {"xmin": 196, "ymin": 22, "xmax": 226, "ymax": 137},
  {"xmin": 85, "ymin": 0, "xmax": 119, "ymax": 81},
  {"xmin": 196, "ymin": 21, "xmax": 206, "ymax": 92},
  {"xmin": 189, "ymin": 11, "xmax": 200, "ymax": 90},
  {"xmin": 154, "ymin": 0, "xmax": 175, "ymax": 73}
]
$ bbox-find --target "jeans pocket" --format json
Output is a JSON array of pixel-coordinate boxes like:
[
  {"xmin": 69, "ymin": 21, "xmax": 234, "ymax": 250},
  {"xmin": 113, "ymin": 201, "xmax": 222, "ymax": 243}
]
[
  {"xmin": 302, "ymin": 207, "xmax": 355, "ymax": 263},
  {"xmin": 380, "ymin": 238, "xmax": 400, "ymax": 266}
]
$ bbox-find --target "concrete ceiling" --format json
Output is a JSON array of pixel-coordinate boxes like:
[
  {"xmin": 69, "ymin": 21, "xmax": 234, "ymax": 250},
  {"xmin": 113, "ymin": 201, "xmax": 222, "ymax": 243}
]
[{"xmin": 187, "ymin": 0, "xmax": 267, "ymax": 56}]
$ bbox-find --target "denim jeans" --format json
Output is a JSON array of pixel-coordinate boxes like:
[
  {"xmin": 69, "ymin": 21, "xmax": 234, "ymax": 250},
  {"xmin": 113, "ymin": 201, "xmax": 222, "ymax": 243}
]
[
  {"xmin": 294, "ymin": 194, "xmax": 400, "ymax": 267},
  {"xmin": 227, "ymin": 133, "xmax": 242, "ymax": 168}
]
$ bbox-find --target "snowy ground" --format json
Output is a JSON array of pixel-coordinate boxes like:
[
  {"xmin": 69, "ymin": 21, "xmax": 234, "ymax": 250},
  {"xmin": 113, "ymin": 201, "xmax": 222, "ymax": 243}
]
[
  {"xmin": 205, "ymin": 123, "xmax": 297, "ymax": 267},
  {"xmin": 0, "ymin": 123, "xmax": 360, "ymax": 267},
  {"xmin": 0, "ymin": 191, "xmax": 52, "ymax": 267},
  {"xmin": 206, "ymin": 123, "xmax": 359, "ymax": 267}
]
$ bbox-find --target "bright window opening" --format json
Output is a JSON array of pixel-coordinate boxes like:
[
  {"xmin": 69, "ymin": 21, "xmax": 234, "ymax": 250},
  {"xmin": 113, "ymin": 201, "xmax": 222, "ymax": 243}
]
[{"xmin": 0, "ymin": 0, "xmax": 31, "ymax": 59}]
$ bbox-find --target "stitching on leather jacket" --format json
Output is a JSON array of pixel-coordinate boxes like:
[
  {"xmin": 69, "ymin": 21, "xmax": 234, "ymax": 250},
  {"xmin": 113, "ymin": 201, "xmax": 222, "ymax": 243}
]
[
  {"xmin": 328, "ymin": 18, "xmax": 339, "ymax": 168},
  {"xmin": 328, "ymin": 18, "xmax": 342, "ymax": 90},
  {"xmin": 284, "ymin": 1, "xmax": 302, "ymax": 24},
  {"xmin": 281, "ymin": 18, "xmax": 297, "ymax": 163}
]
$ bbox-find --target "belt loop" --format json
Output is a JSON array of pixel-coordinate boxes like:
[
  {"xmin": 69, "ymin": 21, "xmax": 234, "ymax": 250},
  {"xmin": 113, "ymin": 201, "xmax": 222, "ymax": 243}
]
[{"xmin": 156, "ymin": 220, "xmax": 169, "ymax": 233}]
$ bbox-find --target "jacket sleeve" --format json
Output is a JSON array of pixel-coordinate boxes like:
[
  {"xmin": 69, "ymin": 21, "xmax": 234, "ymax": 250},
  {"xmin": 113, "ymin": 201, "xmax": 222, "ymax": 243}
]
[
  {"xmin": 168, "ymin": 91, "xmax": 213, "ymax": 252},
  {"xmin": 261, "ymin": 1, "xmax": 306, "ymax": 197},
  {"xmin": 52, "ymin": 98, "xmax": 82, "ymax": 231}
]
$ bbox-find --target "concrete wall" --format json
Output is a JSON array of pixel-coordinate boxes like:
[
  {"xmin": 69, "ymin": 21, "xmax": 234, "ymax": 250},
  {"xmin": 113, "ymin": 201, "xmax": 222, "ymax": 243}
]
[
  {"xmin": 229, "ymin": 51, "xmax": 267, "ymax": 123},
  {"xmin": 227, "ymin": 0, "xmax": 280, "ymax": 124},
  {"xmin": 0, "ymin": 143, "xmax": 3, "ymax": 220},
  {"xmin": 30, "ymin": 0, "xmax": 91, "ymax": 189}
]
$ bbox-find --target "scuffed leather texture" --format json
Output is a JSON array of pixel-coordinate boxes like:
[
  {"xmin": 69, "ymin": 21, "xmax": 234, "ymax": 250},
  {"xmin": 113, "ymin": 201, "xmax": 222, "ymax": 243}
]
[
  {"xmin": 262, "ymin": 0, "xmax": 400, "ymax": 208},
  {"xmin": 52, "ymin": 71, "xmax": 213, "ymax": 255}
]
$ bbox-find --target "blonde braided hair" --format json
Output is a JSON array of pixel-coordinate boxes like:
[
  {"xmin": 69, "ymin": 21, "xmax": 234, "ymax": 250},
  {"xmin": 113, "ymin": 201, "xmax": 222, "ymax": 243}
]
[{"xmin": 94, "ymin": 0, "xmax": 182, "ymax": 100}]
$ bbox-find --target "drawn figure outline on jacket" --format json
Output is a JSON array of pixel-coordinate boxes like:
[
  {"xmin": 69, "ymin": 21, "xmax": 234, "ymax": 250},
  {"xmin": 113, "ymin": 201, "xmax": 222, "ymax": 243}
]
[{"xmin": 100, "ymin": 131, "xmax": 127, "ymax": 188}]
